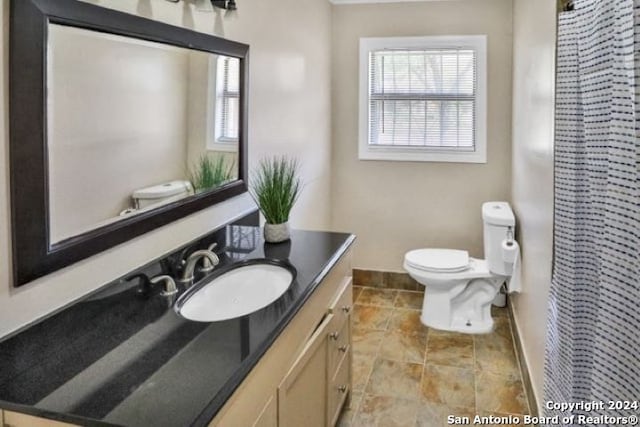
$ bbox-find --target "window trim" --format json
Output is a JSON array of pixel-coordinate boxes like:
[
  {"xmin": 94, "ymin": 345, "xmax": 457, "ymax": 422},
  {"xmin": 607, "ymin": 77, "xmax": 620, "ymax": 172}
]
[
  {"xmin": 207, "ymin": 55, "xmax": 239, "ymax": 153},
  {"xmin": 358, "ymin": 35, "xmax": 488, "ymax": 163}
]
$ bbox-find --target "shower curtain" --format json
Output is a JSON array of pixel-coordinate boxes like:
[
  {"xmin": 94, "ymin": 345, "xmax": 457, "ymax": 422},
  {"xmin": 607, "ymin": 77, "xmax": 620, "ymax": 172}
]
[{"xmin": 546, "ymin": 0, "xmax": 640, "ymax": 423}]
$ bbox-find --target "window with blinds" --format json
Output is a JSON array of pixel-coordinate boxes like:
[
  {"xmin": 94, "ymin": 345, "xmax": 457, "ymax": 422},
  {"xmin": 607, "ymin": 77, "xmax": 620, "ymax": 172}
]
[
  {"xmin": 215, "ymin": 56, "xmax": 240, "ymax": 142},
  {"xmin": 359, "ymin": 36, "xmax": 487, "ymax": 163}
]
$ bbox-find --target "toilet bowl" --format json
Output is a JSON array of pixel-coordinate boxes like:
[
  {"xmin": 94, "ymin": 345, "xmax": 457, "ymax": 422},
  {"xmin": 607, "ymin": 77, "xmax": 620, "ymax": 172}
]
[{"xmin": 404, "ymin": 202, "xmax": 520, "ymax": 334}]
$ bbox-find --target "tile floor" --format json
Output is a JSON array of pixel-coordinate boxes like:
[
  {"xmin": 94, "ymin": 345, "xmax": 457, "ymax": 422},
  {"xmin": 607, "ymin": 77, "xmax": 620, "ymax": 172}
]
[{"xmin": 338, "ymin": 286, "xmax": 530, "ymax": 427}]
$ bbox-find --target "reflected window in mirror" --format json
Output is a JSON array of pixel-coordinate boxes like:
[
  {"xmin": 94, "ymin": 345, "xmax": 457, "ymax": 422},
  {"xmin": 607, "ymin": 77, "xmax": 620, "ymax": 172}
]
[{"xmin": 213, "ymin": 56, "xmax": 240, "ymax": 149}]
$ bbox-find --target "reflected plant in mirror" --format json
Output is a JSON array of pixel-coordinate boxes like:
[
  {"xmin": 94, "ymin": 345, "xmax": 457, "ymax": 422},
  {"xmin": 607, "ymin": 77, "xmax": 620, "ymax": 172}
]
[
  {"xmin": 250, "ymin": 157, "xmax": 302, "ymax": 243},
  {"xmin": 189, "ymin": 154, "xmax": 236, "ymax": 192}
]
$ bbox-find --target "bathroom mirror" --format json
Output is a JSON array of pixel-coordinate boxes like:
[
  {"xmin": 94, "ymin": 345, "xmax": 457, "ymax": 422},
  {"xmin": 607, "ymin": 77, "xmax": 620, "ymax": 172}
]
[{"xmin": 10, "ymin": 0, "xmax": 249, "ymax": 286}]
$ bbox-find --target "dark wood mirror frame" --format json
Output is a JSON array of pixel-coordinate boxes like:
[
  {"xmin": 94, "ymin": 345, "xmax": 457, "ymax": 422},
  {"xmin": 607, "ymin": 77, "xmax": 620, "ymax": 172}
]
[{"xmin": 9, "ymin": 0, "xmax": 249, "ymax": 286}]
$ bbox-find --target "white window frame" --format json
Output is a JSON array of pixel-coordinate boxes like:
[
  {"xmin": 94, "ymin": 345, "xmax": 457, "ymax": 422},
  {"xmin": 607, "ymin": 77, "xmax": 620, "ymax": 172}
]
[
  {"xmin": 206, "ymin": 55, "xmax": 239, "ymax": 153},
  {"xmin": 359, "ymin": 35, "xmax": 487, "ymax": 163}
]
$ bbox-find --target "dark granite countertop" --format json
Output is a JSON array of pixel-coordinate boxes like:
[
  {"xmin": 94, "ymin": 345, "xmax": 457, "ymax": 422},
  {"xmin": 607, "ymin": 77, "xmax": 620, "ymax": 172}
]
[{"xmin": 0, "ymin": 227, "xmax": 355, "ymax": 427}]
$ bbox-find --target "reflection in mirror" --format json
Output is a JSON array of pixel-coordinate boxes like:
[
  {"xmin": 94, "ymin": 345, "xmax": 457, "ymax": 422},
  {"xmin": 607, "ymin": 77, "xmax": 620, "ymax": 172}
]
[{"xmin": 47, "ymin": 24, "xmax": 240, "ymax": 244}]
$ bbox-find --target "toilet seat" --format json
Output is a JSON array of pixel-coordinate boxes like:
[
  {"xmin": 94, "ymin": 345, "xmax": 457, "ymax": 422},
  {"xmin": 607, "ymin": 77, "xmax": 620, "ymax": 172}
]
[{"xmin": 405, "ymin": 249, "xmax": 470, "ymax": 273}]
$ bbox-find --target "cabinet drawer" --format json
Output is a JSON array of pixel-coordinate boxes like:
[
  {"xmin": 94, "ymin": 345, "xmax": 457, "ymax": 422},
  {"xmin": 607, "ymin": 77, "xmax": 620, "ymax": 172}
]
[
  {"xmin": 327, "ymin": 349, "xmax": 351, "ymax": 427},
  {"xmin": 328, "ymin": 278, "xmax": 353, "ymax": 330}
]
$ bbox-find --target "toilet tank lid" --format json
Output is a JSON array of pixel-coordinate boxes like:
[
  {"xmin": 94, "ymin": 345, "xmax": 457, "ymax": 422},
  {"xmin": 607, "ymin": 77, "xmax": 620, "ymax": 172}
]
[
  {"xmin": 482, "ymin": 201, "xmax": 515, "ymax": 226},
  {"xmin": 133, "ymin": 180, "xmax": 192, "ymax": 200}
]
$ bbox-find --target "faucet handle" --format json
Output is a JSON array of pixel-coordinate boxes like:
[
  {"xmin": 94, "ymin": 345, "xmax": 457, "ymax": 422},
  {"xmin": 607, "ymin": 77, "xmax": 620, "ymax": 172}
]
[
  {"xmin": 151, "ymin": 275, "xmax": 178, "ymax": 296},
  {"xmin": 201, "ymin": 246, "xmax": 220, "ymax": 273}
]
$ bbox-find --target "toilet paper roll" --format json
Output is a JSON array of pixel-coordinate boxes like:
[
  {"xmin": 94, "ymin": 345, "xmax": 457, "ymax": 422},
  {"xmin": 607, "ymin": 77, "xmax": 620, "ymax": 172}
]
[
  {"xmin": 503, "ymin": 240, "xmax": 522, "ymax": 293},
  {"xmin": 502, "ymin": 239, "xmax": 519, "ymax": 264}
]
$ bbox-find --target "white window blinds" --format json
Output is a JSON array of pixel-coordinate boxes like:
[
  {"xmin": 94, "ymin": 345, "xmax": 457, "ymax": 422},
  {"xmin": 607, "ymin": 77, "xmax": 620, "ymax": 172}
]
[
  {"xmin": 368, "ymin": 48, "xmax": 476, "ymax": 149},
  {"xmin": 216, "ymin": 56, "xmax": 240, "ymax": 141}
]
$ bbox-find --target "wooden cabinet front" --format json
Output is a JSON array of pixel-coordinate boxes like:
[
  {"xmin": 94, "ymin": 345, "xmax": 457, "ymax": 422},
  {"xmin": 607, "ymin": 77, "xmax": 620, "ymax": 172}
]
[
  {"xmin": 277, "ymin": 313, "xmax": 334, "ymax": 427},
  {"xmin": 2, "ymin": 411, "xmax": 77, "ymax": 427}
]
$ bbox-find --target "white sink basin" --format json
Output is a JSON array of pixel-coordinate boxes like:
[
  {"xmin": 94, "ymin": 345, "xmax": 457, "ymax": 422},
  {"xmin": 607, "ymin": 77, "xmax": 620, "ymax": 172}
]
[{"xmin": 177, "ymin": 262, "xmax": 294, "ymax": 322}]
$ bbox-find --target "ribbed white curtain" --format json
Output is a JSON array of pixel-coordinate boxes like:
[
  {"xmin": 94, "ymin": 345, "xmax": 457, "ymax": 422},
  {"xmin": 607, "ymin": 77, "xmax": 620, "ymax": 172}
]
[{"xmin": 546, "ymin": 0, "xmax": 640, "ymax": 423}]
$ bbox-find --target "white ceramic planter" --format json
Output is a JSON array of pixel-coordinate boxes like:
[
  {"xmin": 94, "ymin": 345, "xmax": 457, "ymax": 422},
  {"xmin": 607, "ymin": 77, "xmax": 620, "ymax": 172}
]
[{"xmin": 264, "ymin": 222, "xmax": 290, "ymax": 243}]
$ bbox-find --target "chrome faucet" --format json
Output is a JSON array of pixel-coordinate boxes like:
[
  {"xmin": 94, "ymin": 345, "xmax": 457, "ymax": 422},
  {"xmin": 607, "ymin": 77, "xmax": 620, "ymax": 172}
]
[{"xmin": 179, "ymin": 250, "xmax": 219, "ymax": 284}]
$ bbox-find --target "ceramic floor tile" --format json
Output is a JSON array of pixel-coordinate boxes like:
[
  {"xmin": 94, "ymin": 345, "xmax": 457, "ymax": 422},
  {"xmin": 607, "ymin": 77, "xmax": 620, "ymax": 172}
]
[
  {"xmin": 353, "ymin": 305, "xmax": 394, "ymax": 331},
  {"xmin": 474, "ymin": 318, "xmax": 520, "ymax": 377},
  {"xmin": 379, "ymin": 330, "xmax": 427, "ymax": 364},
  {"xmin": 353, "ymin": 286, "xmax": 364, "ymax": 303},
  {"xmin": 358, "ymin": 288, "xmax": 397, "ymax": 307},
  {"xmin": 389, "ymin": 309, "xmax": 428, "ymax": 335},
  {"xmin": 338, "ymin": 391, "xmax": 363, "ymax": 427},
  {"xmin": 349, "ymin": 278, "xmax": 529, "ymax": 424},
  {"xmin": 352, "ymin": 353, "xmax": 375, "ymax": 393},
  {"xmin": 352, "ymin": 328, "xmax": 385, "ymax": 356},
  {"xmin": 365, "ymin": 358, "xmax": 423, "ymax": 400},
  {"xmin": 394, "ymin": 291, "xmax": 424, "ymax": 310},
  {"xmin": 353, "ymin": 394, "xmax": 419, "ymax": 427},
  {"xmin": 425, "ymin": 330, "xmax": 474, "ymax": 368},
  {"xmin": 491, "ymin": 304, "xmax": 509, "ymax": 318},
  {"xmin": 421, "ymin": 364, "xmax": 476, "ymax": 409},
  {"xmin": 475, "ymin": 370, "xmax": 529, "ymax": 415},
  {"xmin": 491, "ymin": 316, "xmax": 513, "ymax": 339},
  {"xmin": 415, "ymin": 402, "xmax": 474, "ymax": 427}
]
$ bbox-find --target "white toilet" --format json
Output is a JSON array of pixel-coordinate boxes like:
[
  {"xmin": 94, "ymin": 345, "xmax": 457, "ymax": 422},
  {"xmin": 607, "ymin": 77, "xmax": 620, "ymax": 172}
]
[
  {"xmin": 132, "ymin": 180, "xmax": 193, "ymax": 210},
  {"xmin": 403, "ymin": 202, "xmax": 520, "ymax": 334}
]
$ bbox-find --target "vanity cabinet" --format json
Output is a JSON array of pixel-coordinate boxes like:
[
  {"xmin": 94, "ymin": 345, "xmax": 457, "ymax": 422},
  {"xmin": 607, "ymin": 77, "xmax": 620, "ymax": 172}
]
[
  {"xmin": 0, "ymin": 248, "xmax": 353, "ymax": 427},
  {"xmin": 210, "ymin": 250, "xmax": 353, "ymax": 427}
]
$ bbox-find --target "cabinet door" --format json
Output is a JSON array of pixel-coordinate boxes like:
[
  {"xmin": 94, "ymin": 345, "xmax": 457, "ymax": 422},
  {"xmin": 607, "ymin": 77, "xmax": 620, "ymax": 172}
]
[
  {"xmin": 252, "ymin": 393, "xmax": 277, "ymax": 427},
  {"xmin": 278, "ymin": 313, "xmax": 334, "ymax": 427}
]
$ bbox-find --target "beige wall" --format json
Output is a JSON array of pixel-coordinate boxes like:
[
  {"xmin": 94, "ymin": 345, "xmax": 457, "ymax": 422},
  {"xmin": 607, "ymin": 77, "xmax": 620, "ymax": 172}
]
[
  {"xmin": 330, "ymin": 0, "xmax": 514, "ymax": 272},
  {"xmin": 0, "ymin": 0, "xmax": 332, "ymax": 337},
  {"xmin": 510, "ymin": 0, "xmax": 556, "ymax": 411}
]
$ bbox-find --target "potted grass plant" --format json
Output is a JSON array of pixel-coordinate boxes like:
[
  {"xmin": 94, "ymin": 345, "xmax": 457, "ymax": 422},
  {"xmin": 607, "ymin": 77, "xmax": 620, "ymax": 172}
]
[{"xmin": 250, "ymin": 156, "xmax": 301, "ymax": 243}]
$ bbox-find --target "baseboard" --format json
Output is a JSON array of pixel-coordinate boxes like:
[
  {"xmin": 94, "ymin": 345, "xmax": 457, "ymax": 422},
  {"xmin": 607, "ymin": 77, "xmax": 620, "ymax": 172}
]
[
  {"xmin": 352, "ymin": 268, "xmax": 421, "ymax": 291},
  {"xmin": 507, "ymin": 301, "xmax": 539, "ymax": 417}
]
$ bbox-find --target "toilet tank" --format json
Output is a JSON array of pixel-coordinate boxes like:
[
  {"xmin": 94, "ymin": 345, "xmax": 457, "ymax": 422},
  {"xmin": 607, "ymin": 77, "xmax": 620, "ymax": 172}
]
[
  {"xmin": 132, "ymin": 180, "xmax": 193, "ymax": 209},
  {"xmin": 482, "ymin": 202, "xmax": 515, "ymax": 275}
]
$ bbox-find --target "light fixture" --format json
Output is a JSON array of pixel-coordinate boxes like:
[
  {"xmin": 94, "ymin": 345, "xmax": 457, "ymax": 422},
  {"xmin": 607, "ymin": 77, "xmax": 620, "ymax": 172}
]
[
  {"xmin": 165, "ymin": 0, "xmax": 238, "ymax": 11},
  {"xmin": 211, "ymin": 0, "xmax": 237, "ymax": 10}
]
